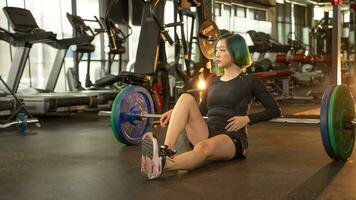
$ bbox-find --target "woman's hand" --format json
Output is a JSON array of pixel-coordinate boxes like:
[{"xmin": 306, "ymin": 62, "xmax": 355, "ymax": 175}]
[
  {"xmin": 225, "ymin": 116, "xmax": 250, "ymax": 132},
  {"xmin": 160, "ymin": 109, "xmax": 173, "ymax": 128}
]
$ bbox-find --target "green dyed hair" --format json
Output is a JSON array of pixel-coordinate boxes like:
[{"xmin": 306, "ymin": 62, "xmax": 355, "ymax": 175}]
[{"xmin": 213, "ymin": 33, "xmax": 252, "ymax": 76}]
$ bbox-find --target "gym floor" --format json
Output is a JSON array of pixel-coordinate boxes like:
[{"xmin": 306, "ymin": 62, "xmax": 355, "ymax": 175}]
[{"xmin": 0, "ymin": 101, "xmax": 355, "ymax": 200}]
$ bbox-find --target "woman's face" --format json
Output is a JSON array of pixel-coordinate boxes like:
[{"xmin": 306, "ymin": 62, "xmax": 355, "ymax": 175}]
[{"xmin": 215, "ymin": 39, "xmax": 233, "ymax": 68}]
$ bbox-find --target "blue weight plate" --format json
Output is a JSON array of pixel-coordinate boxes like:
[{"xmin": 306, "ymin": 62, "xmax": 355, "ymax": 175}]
[
  {"xmin": 16, "ymin": 113, "xmax": 28, "ymax": 133},
  {"xmin": 113, "ymin": 86, "xmax": 154, "ymax": 145},
  {"xmin": 320, "ymin": 85, "xmax": 337, "ymax": 160}
]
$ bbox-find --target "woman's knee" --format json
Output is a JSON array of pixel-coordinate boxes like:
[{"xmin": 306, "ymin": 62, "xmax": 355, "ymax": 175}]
[
  {"xmin": 177, "ymin": 93, "xmax": 196, "ymax": 106},
  {"xmin": 193, "ymin": 136, "xmax": 236, "ymax": 161},
  {"xmin": 193, "ymin": 140, "xmax": 213, "ymax": 158}
]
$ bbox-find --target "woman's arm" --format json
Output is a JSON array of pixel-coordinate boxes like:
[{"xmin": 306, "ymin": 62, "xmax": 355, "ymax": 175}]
[{"xmin": 247, "ymin": 76, "xmax": 281, "ymax": 124}]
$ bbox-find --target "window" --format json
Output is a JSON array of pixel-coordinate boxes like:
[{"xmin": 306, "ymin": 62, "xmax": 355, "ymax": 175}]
[
  {"xmin": 76, "ymin": 0, "xmax": 101, "ymax": 60},
  {"xmin": 215, "ymin": 3, "xmax": 221, "ymax": 17},
  {"xmin": 0, "ymin": 0, "xmax": 18, "ymax": 86},
  {"xmin": 294, "ymin": 4, "xmax": 307, "ymax": 42},
  {"xmin": 294, "ymin": 4, "xmax": 306, "ymax": 26},
  {"xmin": 343, "ymin": 11, "xmax": 350, "ymax": 23},
  {"xmin": 234, "ymin": 5, "xmax": 246, "ymax": 18},
  {"xmin": 223, "ymin": 4, "xmax": 231, "ymax": 17},
  {"xmin": 0, "ymin": 0, "xmax": 72, "ymax": 90},
  {"xmin": 249, "ymin": 8, "xmax": 267, "ymax": 21},
  {"xmin": 25, "ymin": 0, "xmax": 72, "ymax": 90},
  {"xmin": 277, "ymin": 2, "xmax": 291, "ymax": 23},
  {"xmin": 6, "ymin": 0, "xmax": 25, "ymax": 7},
  {"xmin": 276, "ymin": 2, "xmax": 309, "ymax": 44}
]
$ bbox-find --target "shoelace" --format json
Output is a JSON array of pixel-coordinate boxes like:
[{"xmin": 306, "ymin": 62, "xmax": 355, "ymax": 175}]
[{"xmin": 159, "ymin": 145, "xmax": 176, "ymax": 159}]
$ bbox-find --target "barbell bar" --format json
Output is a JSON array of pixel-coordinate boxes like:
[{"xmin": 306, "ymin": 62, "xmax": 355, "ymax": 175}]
[
  {"xmin": 100, "ymin": 111, "xmax": 165, "ymax": 119},
  {"xmin": 101, "ymin": 85, "xmax": 355, "ymax": 161},
  {"xmin": 99, "ymin": 110, "xmax": 339, "ymax": 125},
  {"xmin": 0, "ymin": 118, "xmax": 39, "ymax": 128}
]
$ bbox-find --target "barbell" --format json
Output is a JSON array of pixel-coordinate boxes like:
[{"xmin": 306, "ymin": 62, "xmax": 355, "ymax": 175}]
[
  {"xmin": 100, "ymin": 85, "xmax": 355, "ymax": 161},
  {"xmin": 0, "ymin": 113, "xmax": 40, "ymax": 132}
]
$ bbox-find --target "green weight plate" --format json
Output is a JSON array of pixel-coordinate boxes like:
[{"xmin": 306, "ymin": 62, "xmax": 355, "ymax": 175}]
[
  {"xmin": 111, "ymin": 86, "xmax": 131, "ymax": 144},
  {"xmin": 328, "ymin": 85, "xmax": 355, "ymax": 160}
]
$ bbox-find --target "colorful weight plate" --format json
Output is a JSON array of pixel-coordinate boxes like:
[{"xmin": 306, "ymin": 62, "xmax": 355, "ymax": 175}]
[
  {"xmin": 320, "ymin": 85, "xmax": 337, "ymax": 159},
  {"xmin": 111, "ymin": 86, "xmax": 154, "ymax": 145},
  {"xmin": 111, "ymin": 86, "xmax": 131, "ymax": 144},
  {"xmin": 328, "ymin": 85, "xmax": 355, "ymax": 160}
]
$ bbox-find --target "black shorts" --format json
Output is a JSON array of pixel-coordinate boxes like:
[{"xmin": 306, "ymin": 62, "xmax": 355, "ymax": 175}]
[{"xmin": 207, "ymin": 123, "xmax": 248, "ymax": 159}]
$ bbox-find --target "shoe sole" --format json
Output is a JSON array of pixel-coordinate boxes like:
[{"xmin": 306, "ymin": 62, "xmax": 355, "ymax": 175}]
[
  {"xmin": 141, "ymin": 133, "xmax": 161, "ymax": 180},
  {"xmin": 142, "ymin": 137, "xmax": 154, "ymax": 159}
]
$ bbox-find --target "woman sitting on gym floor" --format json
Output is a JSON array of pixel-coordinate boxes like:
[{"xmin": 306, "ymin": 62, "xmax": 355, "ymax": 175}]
[{"xmin": 140, "ymin": 33, "xmax": 281, "ymax": 180}]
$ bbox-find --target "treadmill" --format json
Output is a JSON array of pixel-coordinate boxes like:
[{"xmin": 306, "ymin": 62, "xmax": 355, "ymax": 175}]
[
  {"xmin": 2, "ymin": 7, "xmax": 98, "ymax": 114},
  {"xmin": 0, "ymin": 14, "xmax": 56, "ymax": 116},
  {"xmin": 0, "ymin": 94, "xmax": 16, "ymax": 116}
]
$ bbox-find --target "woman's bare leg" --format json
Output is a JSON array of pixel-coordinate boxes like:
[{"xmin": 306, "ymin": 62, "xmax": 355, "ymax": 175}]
[
  {"xmin": 164, "ymin": 134, "xmax": 236, "ymax": 171},
  {"xmin": 164, "ymin": 93, "xmax": 209, "ymax": 149}
]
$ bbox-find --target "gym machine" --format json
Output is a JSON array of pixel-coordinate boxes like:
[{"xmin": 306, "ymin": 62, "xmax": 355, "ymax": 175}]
[
  {"xmin": 2, "ymin": 7, "xmax": 98, "ymax": 114},
  {"xmin": 65, "ymin": 13, "xmax": 121, "ymax": 108}
]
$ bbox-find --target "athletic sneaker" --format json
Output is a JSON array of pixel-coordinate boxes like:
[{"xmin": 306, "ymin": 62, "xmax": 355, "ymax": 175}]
[{"xmin": 141, "ymin": 132, "xmax": 176, "ymax": 180}]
